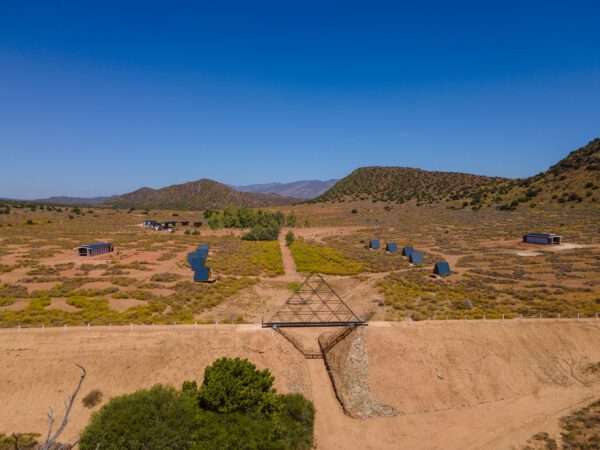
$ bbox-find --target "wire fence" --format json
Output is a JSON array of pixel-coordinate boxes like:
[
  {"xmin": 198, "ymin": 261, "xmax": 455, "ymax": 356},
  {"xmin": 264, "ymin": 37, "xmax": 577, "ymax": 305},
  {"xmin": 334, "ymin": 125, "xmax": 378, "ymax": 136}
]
[{"xmin": 5, "ymin": 312, "xmax": 600, "ymax": 333}]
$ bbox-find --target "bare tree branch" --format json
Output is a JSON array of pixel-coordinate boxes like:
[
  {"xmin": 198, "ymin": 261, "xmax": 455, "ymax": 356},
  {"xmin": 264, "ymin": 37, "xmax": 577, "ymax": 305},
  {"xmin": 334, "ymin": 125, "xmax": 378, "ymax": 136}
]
[{"xmin": 39, "ymin": 364, "xmax": 86, "ymax": 450}]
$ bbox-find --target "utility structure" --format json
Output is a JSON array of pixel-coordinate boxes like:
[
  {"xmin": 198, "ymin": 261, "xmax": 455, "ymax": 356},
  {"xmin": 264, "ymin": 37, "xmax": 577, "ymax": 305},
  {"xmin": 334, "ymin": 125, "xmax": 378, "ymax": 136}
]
[
  {"xmin": 263, "ymin": 273, "xmax": 366, "ymax": 328},
  {"xmin": 523, "ymin": 233, "xmax": 562, "ymax": 245},
  {"xmin": 77, "ymin": 242, "xmax": 113, "ymax": 257}
]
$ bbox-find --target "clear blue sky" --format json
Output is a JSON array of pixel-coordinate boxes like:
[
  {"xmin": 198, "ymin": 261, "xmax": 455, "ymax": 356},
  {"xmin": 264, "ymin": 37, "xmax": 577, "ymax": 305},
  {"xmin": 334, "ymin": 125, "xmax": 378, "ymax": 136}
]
[{"xmin": 1, "ymin": 1, "xmax": 599, "ymax": 199}]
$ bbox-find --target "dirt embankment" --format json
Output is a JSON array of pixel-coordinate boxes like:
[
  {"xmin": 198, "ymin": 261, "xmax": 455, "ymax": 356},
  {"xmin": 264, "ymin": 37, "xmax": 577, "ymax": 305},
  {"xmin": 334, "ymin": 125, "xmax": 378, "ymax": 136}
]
[
  {"xmin": 367, "ymin": 321, "xmax": 600, "ymax": 415},
  {"xmin": 1, "ymin": 321, "xmax": 599, "ymax": 449}
]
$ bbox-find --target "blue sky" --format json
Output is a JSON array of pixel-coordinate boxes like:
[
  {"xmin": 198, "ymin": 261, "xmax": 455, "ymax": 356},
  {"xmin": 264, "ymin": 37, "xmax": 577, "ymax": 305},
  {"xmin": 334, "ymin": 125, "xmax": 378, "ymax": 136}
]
[{"xmin": 1, "ymin": 1, "xmax": 599, "ymax": 198}]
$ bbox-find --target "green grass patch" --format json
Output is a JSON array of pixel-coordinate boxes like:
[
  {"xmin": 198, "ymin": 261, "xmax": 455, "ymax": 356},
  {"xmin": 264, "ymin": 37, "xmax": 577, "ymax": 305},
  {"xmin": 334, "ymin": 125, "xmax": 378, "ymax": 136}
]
[{"xmin": 290, "ymin": 241, "xmax": 365, "ymax": 275}]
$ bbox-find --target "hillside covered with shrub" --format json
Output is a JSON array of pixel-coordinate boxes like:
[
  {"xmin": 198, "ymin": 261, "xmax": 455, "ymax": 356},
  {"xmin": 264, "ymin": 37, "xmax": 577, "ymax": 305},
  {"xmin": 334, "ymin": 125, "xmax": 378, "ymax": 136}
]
[
  {"xmin": 314, "ymin": 138, "xmax": 600, "ymax": 210},
  {"xmin": 107, "ymin": 179, "xmax": 299, "ymax": 210}
]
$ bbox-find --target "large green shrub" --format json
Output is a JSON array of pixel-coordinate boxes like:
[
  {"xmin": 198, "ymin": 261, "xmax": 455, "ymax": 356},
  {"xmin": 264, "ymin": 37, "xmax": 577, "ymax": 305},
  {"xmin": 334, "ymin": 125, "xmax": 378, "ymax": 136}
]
[
  {"xmin": 79, "ymin": 385, "xmax": 198, "ymax": 450},
  {"xmin": 198, "ymin": 357, "xmax": 280, "ymax": 415},
  {"xmin": 79, "ymin": 358, "xmax": 315, "ymax": 450}
]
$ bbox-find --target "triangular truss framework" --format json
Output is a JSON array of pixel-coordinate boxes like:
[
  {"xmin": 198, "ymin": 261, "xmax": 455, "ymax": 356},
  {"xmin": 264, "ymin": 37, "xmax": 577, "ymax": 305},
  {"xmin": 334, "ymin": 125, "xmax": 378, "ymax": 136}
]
[{"xmin": 263, "ymin": 273, "xmax": 366, "ymax": 328}]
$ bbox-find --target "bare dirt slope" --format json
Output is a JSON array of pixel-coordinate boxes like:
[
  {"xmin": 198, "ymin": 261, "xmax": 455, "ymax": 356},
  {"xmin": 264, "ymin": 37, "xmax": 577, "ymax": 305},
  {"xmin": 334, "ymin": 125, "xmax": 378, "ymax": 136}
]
[{"xmin": 1, "ymin": 321, "xmax": 599, "ymax": 449}]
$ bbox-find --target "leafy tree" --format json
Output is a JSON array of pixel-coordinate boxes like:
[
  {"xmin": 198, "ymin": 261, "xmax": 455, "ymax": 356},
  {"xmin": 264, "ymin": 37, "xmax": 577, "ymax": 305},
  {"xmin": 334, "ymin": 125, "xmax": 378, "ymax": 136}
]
[
  {"xmin": 285, "ymin": 231, "xmax": 295, "ymax": 247},
  {"xmin": 198, "ymin": 357, "xmax": 280, "ymax": 415}
]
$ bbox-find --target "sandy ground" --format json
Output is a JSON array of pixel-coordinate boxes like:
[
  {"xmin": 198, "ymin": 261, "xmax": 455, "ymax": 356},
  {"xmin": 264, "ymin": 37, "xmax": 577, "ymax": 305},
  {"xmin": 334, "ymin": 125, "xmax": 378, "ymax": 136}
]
[{"xmin": 1, "ymin": 320, "xmax": 599, "ymax": 449}]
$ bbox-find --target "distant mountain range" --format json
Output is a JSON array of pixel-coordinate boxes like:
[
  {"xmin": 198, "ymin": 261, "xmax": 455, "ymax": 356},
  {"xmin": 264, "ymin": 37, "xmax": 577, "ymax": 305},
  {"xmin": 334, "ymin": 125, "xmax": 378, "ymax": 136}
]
[
  {"xmin": 13, "ymin": 139, "xmax": 600, "ymax": 211},
  {"xmin": 234, "ymin": 179, "xmax": 338, "ymax": 199},
  {"xmin": 35, "ymin": 196, "xmax": 110, "ymax": 205}
]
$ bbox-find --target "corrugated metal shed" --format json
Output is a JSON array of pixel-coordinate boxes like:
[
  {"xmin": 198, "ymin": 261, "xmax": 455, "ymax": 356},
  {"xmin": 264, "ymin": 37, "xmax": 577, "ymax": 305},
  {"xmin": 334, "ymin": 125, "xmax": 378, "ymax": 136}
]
[
  {"xmin": 522, "ymin": 233, "xmax": 561, "ymax": 245},
  {"xmin": 386, "ymin": 242, "xmax": 398, "ymax": 252},
  {"xmin": 402, "ymin": 246, "xmax": 414, "ymax": 256},
  {"xmin": 77, "ymin": 242, "xmax": 113, "ymax": 257}
]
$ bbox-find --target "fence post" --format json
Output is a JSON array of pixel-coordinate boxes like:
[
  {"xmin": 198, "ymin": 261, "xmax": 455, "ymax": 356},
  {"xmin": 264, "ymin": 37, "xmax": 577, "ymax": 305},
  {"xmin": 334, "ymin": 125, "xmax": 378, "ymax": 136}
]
[
  {"xmin": 557, "ymin": 313, "xmax": 560, "ymax": 321},
  {"xmin": 42, "ymin": 323, "xmax": 45, "ymax": 333},
  {"xmin": 130, "ymin": 323, "xmax": 133, "ymax": 331},
  {"xmin": 539, "ymin": 313, "xmax": 541, "ymax": 322},
  {"xmin": 577, "ymin": 313, "xmax": 580, "ymax": 321},
  {"xmin": 109, "ymin": 323, "xmax": 112, "ymax": 331},
  {"xmin": 64, "ymin": 324, "xmax": 67, "ymax": 332},
  {"xmin": 520, "ymin": 314, "xmax": 523, "ymax": 321},
  {"xmin": 87, "ymin": 323, "xmax": 90, "ymax": 330},
  {"xmin": 502, "ymin": 314, "xmax": 504, "ymax": 321},
  {"xmin": 173, "ymin": 322, "xmax": 176, "ymax": 330},
  {"xmin": 194, "ymin": 321, "xmax": 197, "ymax": 329},
  {"xmin": 17, "ymin": 324, "xmax": 21, "ymax": 334},
  {"xmin": 464, "ymin": 315, "xmax": 467, "ymax": 322}
]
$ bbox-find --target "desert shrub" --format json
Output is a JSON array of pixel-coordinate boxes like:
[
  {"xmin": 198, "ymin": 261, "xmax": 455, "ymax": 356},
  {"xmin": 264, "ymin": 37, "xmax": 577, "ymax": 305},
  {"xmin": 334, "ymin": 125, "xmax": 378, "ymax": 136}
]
[
  {"xmin": 0, "ymin": 298, "xmax": 15, "ymax": 306},
  {"xmin": 151, "ymin": 273, "xmax": 180, "ymax": 283},
  {"xmin": 286, "ymin": 230, "xmax": 295, "ymax": 247},
  {"xmin": 0, "ymin": 432, "xmax": 40, "ymax": 450},
  {"xmin": 79, "ymin": 385, "xmax": 198, "ymax": 450},
  {"xmin": 82, "ymin": 389, "xmax": 103, "ymax": 408}
]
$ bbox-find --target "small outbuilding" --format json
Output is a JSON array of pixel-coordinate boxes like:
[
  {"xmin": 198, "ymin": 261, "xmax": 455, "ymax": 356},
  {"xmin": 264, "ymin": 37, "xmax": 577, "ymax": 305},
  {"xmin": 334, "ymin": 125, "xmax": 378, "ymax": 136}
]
[
  {"xmin": 143, "ymin": 220, "xmax": 157, "ymax": 228},
  {"xmin": 369, "ymin": 240, "xmax": 380, "ymax": 250},
  {"xmin": 523, "ymin": 233, "xmax": 562, "ymax": 245},
  {"xmin": 402, "ymin": 246, "xmax": 414, "ymax": 256},
  {"xmin": 433, "ymin": 262, "xmax": 452, "ymax": 277},
  {"xmin": 409, "ymin": 251, "xmax": 424, "ymax": 264},
  {"xmin": 77, "ymin": 242, "xmax": 113, "ymax": 257},
  {"xmin": 180, "ymin": 221, "xmax": 190, "ymax": 226},
  {"xmin": 386, "ymin": 242, "xmax": 398, "ymax": 252},
  {"xmin": 193, "ymin": 221, "xmax": 203, "ymax": 228}
]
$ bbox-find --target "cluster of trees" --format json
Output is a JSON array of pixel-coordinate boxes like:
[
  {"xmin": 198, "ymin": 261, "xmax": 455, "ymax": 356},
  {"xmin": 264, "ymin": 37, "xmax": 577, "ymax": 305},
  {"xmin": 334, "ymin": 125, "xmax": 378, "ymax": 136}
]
[
  {"xmin": 79, "ymin": 357, "xmax": 315, "ymax": 450},
  {"xmin": 204, "ymin": 205, "xmax": 298, "ymax": 241}
]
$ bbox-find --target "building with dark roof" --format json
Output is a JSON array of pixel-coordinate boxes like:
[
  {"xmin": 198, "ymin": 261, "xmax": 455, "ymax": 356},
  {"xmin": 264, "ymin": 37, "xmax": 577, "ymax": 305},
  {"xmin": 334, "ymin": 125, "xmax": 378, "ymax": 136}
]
[
  {"xmin": 523, "ymin": 233, "xmax": 562, "ymax": 245},
  {"xmin": 77, "ymin": 242, "xmax": 113, "ymax": 257}
]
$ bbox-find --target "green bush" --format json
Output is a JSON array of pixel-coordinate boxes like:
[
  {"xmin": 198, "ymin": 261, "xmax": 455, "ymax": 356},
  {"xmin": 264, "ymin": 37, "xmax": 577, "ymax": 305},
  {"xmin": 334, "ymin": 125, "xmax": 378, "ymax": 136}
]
[
  {"xmin": 79, "ymin": 358, "xmax": 315, "ymax": 450},
  {"xmin": 198, "ymin": 357, "xmax": 280, "ymax": 415},
  {"xmin": 79, "ymin": 385, "xmax": 198, "ymax": 450}
]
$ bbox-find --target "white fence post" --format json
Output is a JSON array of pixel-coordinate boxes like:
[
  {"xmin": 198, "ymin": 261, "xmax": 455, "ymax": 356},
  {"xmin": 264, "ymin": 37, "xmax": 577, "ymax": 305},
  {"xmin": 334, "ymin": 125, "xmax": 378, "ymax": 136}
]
[
  {"xmin": 17, "ymin": 325, "xmax": 20, "ymax": 334},
  {"xmin": 109, "ymin": 323, "xmax": 112, "ymax": 330},
  {"xmin": 130, "ymin": 323, "xmax": 133, "ymax": 331},
  {"xmin": 42, "ymin": 324, "xmax": 45, "ymax": 333}
]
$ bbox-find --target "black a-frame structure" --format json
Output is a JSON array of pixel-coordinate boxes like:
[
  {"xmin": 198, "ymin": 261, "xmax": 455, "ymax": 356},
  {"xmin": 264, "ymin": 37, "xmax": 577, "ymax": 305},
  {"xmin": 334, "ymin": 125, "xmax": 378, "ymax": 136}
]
[{"xmin": 263, "ymin": 273, "xmax": 366, "ymax": 328}]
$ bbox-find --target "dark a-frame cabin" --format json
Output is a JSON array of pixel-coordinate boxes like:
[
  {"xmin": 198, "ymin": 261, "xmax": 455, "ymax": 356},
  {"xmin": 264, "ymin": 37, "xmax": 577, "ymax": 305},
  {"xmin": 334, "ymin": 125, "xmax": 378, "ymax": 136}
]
[{"xmin": 263, "ymin": 273, "xmax": 366, "ymax": 328}]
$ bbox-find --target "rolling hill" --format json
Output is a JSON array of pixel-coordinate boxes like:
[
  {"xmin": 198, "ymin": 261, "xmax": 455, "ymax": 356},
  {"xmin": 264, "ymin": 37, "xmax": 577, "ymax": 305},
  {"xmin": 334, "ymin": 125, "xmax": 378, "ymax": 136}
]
[
  {"xmin": 234, "ymin": 179, "xmax": 338, "ymax": 199},
  {"xmin": 491, "ymin": 138, "xmax": 600, "ymax": 209},
  {"xmin": 107, "ymin": 179, "xmax": 300, "ymax": 210},
  {"xmin": 313, "ymin": 167, "xmax": 505, "ymax": 205},
  {"xmin": 35, "ymin": 196, "xmax": 111, "ymax": 206},
  {"xmin": 314, "ymin": 138, "xmax": 600, "ymax": 209}
]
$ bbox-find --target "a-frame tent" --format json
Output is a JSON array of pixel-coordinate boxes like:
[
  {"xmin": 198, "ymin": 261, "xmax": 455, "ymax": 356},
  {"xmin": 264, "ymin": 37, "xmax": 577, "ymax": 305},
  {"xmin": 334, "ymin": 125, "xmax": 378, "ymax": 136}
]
[{"xmin": 263, "ymin": 273, "xmax": 366, "ymax": 328}]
